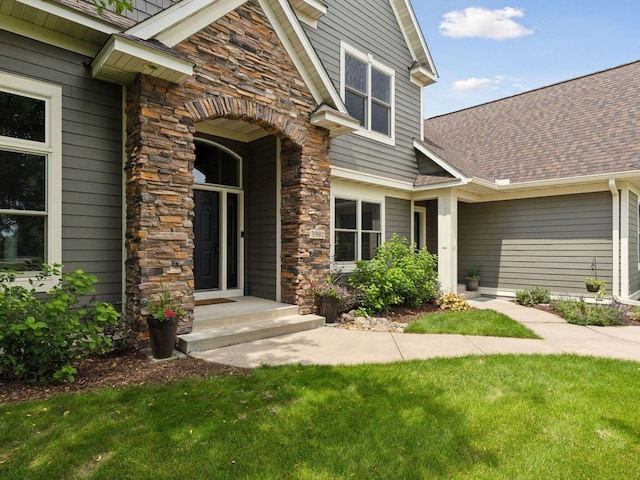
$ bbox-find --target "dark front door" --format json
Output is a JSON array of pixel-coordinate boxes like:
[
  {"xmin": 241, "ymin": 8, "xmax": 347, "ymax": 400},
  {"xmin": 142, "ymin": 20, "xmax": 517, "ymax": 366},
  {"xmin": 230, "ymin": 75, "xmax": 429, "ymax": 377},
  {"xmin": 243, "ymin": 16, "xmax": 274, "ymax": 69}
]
[{"xmin": 194, "ymin": 190, "xmax": 220, "ymax": 290}]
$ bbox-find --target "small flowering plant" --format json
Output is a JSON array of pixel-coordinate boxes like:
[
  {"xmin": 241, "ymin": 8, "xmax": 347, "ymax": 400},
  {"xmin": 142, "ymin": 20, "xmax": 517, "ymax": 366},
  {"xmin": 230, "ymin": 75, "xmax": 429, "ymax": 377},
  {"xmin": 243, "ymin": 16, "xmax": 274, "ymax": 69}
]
[
  {"xmin": 148, "ymin": 288, "xmax": 186, "ymax": 323},
  {"xmin": 311, "ymin": 281, "xmax": 349, "ymax": 300}
]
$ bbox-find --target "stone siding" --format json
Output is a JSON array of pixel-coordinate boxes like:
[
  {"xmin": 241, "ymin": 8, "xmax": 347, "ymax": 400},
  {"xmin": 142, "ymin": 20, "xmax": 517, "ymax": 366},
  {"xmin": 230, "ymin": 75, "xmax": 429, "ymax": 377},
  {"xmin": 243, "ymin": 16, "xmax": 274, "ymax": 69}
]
[{"xmin": 125, "ymin": 0, "xmax": 332, "ymax": 338}]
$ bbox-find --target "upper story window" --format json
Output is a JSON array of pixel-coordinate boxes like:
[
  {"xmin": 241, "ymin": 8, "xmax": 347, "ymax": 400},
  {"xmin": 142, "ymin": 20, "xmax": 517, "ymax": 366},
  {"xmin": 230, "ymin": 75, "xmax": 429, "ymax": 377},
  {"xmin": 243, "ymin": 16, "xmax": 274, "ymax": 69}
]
[
  {"xmin": 341, "ymin": 42, "xmax": 395, "ymax": 145},
  {"xmin": 0, "ymin": 73, "xmax": 61, "ymax": 278}
]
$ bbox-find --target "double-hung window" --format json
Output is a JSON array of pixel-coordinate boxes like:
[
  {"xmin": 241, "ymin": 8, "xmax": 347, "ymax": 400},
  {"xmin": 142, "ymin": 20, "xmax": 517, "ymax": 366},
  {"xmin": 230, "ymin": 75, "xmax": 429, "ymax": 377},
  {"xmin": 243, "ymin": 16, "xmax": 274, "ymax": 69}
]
[
  {"xmin": 0, "ymin": 72, "xmax": 61, "ymax": 281},
  {"xmin": 334, "ymin": 198, "xmax": 381, "ymax": 262},
  {"xmin": 342, "ymin": 43, "xmax": 395, "ymax": 144}
]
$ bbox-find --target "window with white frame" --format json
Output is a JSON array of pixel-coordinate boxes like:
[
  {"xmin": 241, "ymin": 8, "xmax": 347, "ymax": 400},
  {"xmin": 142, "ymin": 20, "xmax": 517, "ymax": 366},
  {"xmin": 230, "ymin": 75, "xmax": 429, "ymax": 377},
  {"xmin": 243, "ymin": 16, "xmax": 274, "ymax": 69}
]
[
  {"xmin": 334, "ymin": 198, "xmax": 381, "ymax": 262},
  {"xmin": 0, "ymin": 72, "xmax": 61, "ymax": 274},
  {"xmin": 341, "ymin": 43, "xmax": 395, "ymax": 142}
]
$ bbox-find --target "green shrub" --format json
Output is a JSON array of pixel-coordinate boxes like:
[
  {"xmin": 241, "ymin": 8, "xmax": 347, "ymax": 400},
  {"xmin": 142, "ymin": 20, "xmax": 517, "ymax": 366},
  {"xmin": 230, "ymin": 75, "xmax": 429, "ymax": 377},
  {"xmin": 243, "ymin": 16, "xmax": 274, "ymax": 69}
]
[
  {"xmin": 550, "ymin": 297, "xmax": 626, "ymax": 326},
  {"xmin": 515, "ymin": 286, "xmax": 551, "ymax": 306},
  {"xmin": 436, "ymin": 292, "xmax": 472, "ymax": 311},
  {"xmin": 0, "ymin": 264, "xmax": 120, "ymax": 383},
  {"xmin": 348, "ymin": 234, "xmax": 439, "ymax": 313}
]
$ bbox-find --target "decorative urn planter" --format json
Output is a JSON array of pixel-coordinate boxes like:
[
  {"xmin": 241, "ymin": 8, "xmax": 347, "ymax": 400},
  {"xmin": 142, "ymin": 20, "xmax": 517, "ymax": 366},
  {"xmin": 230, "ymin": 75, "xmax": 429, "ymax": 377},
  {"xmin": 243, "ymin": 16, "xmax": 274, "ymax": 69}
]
[
  {"xmin": 465, "ymin": 277, "xmax": 480, "ymax": 292},
  {"xmin": 317, "ymin": 296, "xmax": 339, "ymax": 323},
  {"xmin": 146, "ymin": 317, "xmax": 178, "ymax": 359}
]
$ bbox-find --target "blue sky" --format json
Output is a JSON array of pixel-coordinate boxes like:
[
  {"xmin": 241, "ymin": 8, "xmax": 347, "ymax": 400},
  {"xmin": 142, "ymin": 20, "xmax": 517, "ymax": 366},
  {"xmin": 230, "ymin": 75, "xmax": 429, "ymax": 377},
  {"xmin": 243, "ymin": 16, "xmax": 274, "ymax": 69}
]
[{"xmin": 413, "ymin": 1, "xmax": 640, "ymax": 118}]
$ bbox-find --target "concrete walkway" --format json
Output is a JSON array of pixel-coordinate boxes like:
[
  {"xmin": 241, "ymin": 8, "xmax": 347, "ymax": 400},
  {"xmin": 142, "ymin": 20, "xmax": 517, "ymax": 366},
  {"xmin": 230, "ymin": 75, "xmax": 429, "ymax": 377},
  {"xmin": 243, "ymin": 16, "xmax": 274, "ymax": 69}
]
[{"xmin": 192, "ymin": 298, "xmax": 640, "ymax": 368}]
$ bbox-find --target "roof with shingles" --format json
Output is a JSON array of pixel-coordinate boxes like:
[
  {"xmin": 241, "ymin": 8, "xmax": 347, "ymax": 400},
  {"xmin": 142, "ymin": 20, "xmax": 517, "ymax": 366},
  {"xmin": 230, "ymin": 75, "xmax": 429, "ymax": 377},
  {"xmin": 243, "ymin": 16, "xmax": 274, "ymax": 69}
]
[{"xmin": 422, "ymin": 60, "xmax": 640, "ymax": 184}]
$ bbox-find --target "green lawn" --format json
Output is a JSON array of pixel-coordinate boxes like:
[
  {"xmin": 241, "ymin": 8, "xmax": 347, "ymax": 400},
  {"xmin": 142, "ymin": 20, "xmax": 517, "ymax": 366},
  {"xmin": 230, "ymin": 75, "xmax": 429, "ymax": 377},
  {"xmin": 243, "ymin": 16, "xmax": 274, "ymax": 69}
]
[
  {"xmin": 1, "ymin": 355, "xmax": 639, "ymax": 479},
  {"xmin": 405, "ymin": 308, "xmax": 541, "ymax": 338}
]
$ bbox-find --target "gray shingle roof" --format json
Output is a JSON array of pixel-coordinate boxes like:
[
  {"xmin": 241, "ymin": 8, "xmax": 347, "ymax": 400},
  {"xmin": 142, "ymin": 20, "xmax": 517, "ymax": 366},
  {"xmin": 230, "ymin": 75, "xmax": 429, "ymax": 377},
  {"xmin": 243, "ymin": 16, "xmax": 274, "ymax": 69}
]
[{"xmin": 422, "ymin": 60, "xmax": 640, "ymax": 184}]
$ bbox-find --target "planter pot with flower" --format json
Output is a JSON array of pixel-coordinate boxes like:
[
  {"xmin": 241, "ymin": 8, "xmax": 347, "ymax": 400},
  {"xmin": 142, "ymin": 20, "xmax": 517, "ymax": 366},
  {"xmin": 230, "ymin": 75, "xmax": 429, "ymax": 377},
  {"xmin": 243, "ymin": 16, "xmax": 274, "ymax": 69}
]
[
  {"xmin": 147, "ymin": 288, "xmax": 186, "ymax": 359},
  {"xmin": 312, "ymin": 281, "xmax": 349, "ymax": 324},
  {"xmin": 465, "ymin": 265, "xmax": 480, "ymax": 292},
  {"xmin": 585, "ymin": 277, "xmax": 606, "ymax": 294}
]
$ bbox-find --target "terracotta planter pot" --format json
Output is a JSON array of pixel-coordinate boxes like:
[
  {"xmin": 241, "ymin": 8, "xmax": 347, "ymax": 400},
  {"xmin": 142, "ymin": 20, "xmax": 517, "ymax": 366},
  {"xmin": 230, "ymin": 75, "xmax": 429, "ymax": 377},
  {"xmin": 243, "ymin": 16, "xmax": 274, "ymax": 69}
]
[
  {"xmin": 317, "ymin": 296, "xmax": 339, "ymax": 323},
  {"xmin": 146, "ymin": 317, "xmax": 178, "ymax": 359}
]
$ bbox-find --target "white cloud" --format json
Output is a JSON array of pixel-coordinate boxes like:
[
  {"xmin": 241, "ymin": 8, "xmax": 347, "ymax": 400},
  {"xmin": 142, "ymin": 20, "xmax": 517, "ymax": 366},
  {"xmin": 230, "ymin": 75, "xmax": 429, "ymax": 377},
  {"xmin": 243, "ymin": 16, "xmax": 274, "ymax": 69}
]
[
  {"xmin": 453, "ymin": 77, "xmax": 493, "ymax": 91},
  {"xmin": 440, "ymin": 7, "xmax": 534, "ymax": 40}
]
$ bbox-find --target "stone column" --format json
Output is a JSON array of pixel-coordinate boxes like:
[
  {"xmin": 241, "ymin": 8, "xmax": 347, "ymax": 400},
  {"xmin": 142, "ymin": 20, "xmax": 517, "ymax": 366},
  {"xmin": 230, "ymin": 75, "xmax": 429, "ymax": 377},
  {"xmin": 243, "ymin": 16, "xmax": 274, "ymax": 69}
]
[
  {"xmin": 279, "ymin": 132, "xmax": 332, "ymax": 314},
  {"xmin": 124, "ymin": 75, "xmax": 196, "ymax": 342}
]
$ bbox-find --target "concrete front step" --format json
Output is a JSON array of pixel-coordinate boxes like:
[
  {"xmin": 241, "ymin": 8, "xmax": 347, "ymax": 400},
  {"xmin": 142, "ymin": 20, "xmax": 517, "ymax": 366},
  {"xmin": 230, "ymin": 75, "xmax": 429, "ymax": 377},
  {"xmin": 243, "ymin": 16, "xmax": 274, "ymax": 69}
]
[
  {"xmin": 457, "ymin": 284, "xmax": 482, "ymax": 300},
  {"xmin": 177, "ymin": 314, "xmax": 325, "ymax": 354},
  {"xmin": 193, "ymin": 297, "xmax": 299, "ymax": 330}
]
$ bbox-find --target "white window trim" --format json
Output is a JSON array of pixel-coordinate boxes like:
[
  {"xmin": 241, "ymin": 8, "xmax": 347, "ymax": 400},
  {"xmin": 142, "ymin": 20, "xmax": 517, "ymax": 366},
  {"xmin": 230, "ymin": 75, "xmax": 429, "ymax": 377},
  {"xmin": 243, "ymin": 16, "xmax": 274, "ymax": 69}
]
[
  {"xmin": 331, "ymin": 184, "xmax": 386, "ymax": 272},
  {"xmin": 0, "ymin": 71, "xmax": 62, "ymax": 291},
  {"xmin": 340, "ymin": 41, "xmax": 396, "ymax": 146}
]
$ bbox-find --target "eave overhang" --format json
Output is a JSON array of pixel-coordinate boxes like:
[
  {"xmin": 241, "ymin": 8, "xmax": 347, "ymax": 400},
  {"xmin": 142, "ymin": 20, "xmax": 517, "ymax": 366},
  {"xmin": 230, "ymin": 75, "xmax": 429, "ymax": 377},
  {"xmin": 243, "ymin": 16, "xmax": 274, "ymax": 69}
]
[
  {"xmin": 410, "ymin": 63, "xmax": 437, "ymax": 86},
  {"xmin": 91, "ymin": 35, "xmax": 194, "ymax": 85},
  {"xmin": 289, "ymin": 0, "xmax": 327, "ymax": 26},
  {"xmin": 389, "ymin": 0, "xmax": 438, "ymax": 84},
  {"xmin": 310, "ymin": 105, "xmax": 360, "ymax": 137}
]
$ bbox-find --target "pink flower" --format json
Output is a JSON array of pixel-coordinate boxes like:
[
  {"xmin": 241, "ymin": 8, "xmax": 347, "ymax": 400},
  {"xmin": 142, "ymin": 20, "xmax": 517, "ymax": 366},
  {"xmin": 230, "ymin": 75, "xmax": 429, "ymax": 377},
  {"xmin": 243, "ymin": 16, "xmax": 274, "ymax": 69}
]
[{"xmin": 164, "ymin": 309, "xmax": 175, "ymax": 319}]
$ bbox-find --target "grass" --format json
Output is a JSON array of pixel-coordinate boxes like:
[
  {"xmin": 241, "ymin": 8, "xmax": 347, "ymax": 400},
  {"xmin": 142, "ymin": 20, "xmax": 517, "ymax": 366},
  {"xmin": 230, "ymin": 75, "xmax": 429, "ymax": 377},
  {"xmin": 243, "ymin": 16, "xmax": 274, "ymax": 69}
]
[
  {"xmin": 1, "ymin": 355, "xmax": 640, "ymax": 479},
  {"xmin": 404, "ymin": 308, "xmax": 541, "ymax": 338}
]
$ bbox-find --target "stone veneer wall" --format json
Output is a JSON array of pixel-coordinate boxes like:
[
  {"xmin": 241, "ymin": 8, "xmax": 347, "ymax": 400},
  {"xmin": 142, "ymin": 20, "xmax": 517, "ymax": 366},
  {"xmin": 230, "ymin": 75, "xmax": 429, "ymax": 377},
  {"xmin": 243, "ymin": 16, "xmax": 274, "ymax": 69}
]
[{"xmin": 124, "ymin": 0, "xmax": 332, "ymax": 339}]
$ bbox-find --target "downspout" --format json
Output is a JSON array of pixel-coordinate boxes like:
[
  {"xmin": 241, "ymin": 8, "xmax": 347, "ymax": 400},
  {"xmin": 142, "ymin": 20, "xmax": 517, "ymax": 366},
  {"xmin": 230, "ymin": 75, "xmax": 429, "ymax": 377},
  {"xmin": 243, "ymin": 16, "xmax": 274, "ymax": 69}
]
[{"xmin": 609, "ymin": 179, "xmax": 620, "ymax": 298}]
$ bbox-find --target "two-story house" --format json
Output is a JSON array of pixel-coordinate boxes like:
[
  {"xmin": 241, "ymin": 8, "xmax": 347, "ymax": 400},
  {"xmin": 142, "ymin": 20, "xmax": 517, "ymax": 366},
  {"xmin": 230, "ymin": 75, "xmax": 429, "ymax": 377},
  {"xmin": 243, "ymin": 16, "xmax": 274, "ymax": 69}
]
[{"xmin": 1, "ymin": 0, "xmax": 439, "ymax": 348}]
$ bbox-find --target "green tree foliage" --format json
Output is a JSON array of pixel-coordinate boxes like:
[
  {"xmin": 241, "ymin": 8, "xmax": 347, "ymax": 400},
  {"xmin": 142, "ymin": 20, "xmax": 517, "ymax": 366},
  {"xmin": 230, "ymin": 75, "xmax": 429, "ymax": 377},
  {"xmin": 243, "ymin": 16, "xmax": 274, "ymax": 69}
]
[
  {"xmin": 349, "ymin": 234, "xmax": 439, "ymax": 313},
  {"xmin": 93, "ymin": 0, "xmax": 134, "ymax": 15}
]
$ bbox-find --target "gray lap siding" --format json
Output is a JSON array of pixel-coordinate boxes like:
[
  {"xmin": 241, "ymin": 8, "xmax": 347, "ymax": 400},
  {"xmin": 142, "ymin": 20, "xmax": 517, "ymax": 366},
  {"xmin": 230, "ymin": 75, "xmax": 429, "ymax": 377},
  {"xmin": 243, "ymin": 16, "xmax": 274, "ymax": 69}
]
[
  {"xmin": 458, "ymin": 192, "xmax": 613, "ymax": 294},
  {"xmin": 0, "ymin": 30, "xmax": 123, "ymax": 305}
]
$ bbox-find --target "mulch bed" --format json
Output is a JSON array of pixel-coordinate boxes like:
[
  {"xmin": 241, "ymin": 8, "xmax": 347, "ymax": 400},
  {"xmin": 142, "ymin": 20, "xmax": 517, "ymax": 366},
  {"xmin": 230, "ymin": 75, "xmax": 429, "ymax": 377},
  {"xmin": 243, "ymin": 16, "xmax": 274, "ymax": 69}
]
[
  {"xmin": 0, "ymin": 349, "xmax": 250, "ymax": 405},
  {"xmin": 0, "ymin": 303, "xmax": 440, "ymax": 405},
  {"xmin": 11, "ymin": 301, "xmax": 638, "ymax": 405}
]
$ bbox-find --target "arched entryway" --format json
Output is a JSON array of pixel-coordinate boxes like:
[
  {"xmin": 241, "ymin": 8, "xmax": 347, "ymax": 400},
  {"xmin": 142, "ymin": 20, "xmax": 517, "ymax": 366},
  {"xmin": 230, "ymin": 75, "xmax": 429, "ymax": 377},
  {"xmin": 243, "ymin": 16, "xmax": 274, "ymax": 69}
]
[{"xmin": 192, "ymin": 139, "xmax": 244, "ymax": 297}]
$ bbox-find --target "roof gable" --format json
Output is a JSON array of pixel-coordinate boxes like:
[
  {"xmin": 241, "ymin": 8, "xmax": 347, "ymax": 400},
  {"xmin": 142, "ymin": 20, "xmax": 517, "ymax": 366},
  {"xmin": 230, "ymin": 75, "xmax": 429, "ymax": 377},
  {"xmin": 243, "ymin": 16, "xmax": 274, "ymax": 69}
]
[
  {"xmin": 423, "ymin": 61, "xmax": 640, "ymax": 185},
  {"xmin": 388, "ymin": 0, "xmax": 437, "ymax": 85},
  {"xmin": 122, "ymin": 0, "xmax": 345, "ymax": 110}
]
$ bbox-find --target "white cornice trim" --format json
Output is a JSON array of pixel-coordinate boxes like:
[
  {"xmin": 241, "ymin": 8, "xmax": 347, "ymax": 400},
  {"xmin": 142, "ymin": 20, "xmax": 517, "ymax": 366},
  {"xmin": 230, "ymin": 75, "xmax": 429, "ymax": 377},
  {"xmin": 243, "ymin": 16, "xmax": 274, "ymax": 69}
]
[
  {"xmin": 389, "ymin": 0, "xmax": 437, "ymax": 78},
  {"xmin": 331, "ymin": 166, "xmax": 415, "ymax": 191},
  {"xmin": 0, "ymin": 12, "xmax": 101, "ymax": 57},
  {"xmin": 471, "ymin": 170, "xmax": 640, "ymax": 192},
  {"xmin": 129, "ymin": 0, "xmax": 247, "ymax": 46},
  {"xmin": 15, "ymin": 0, "xmax": 122, "ymax": 34},
  {"xmin": 310, "ymin": 108, "xmax": 360, "ymax": 137},
  {"xmin": 91, "ymin": 35, "xmax": 193, "ymax": 84}
]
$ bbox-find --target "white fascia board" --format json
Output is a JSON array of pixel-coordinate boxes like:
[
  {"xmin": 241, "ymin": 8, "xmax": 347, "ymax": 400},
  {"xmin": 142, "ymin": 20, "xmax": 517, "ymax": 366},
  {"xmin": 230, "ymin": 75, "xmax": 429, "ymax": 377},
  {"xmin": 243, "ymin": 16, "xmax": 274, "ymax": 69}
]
[
  {"xmin": 310, "ymin": 109, "xmax": 360, "ymax": 137},
  {"xmin": 92, "ymin": 35, "xmax": 193, "ymax": 82},
  {"xmin": 413, "ymin": 180, "xmax": 467, "ymax": 193},
  {"xmin": 474, "ymin": 170, "xmax": 640, "ymax": 192},
  {"xmin": 261, "ymin": 0, "xmax": 347, "ymax": 111},
  {"xmin": 16, "ymin": 0, "xmax": 122, "ymax": 34},
  {"xmin": 331, "ymin": 166, "xmax": 414, "ymax": 192},
  {"xmin": 389, "ymin": 0, "xmax": 437, "ymax": 77},
  {"xmin": 155, "ymin": 0, "xmax": 248, "ymax": 47},
  {"xmin": 410, "ymin": 64, "xmax": 437, "ymax": 87},
  {"xmin": 413, "ymin": 139, "xmax": 468, "ymax": 181},
  {"xmin": 0, "ymin": 12, "xmax": 101, "ymax": 57},
  {"xmin": 290, "ymin": 0, "xmax": 327, "ymax": 27},
  {"xmin": 125, "ymin": 0, "xmax": 233, "ymax": 40}
]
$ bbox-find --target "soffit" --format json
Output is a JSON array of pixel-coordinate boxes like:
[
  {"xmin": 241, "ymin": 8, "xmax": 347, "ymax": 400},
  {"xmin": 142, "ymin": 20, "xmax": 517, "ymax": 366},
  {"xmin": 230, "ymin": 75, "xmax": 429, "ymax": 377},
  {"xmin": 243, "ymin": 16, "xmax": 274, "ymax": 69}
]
[{"xmin": 1, "ymin": 0, "xmax": 123, "ymax": 56}]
